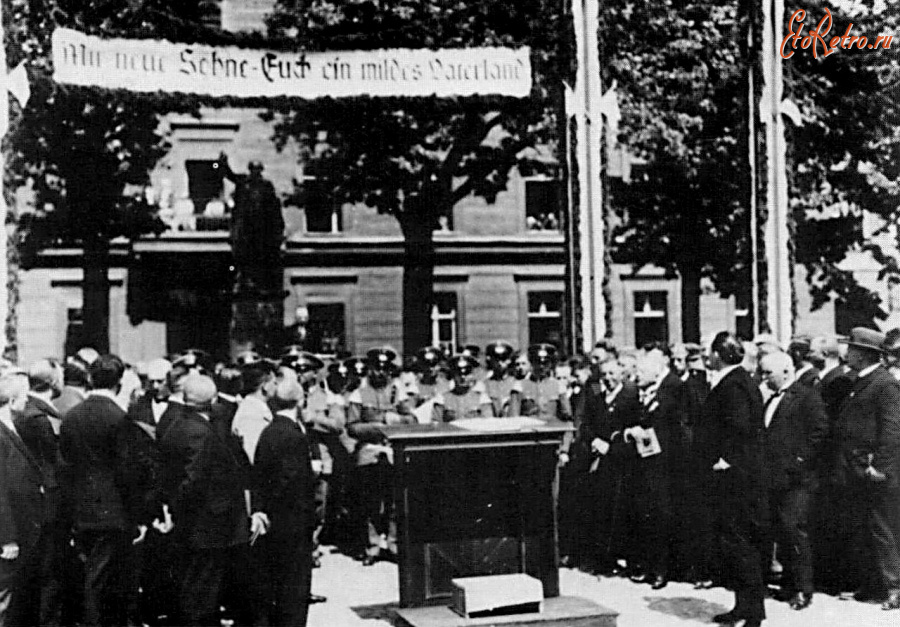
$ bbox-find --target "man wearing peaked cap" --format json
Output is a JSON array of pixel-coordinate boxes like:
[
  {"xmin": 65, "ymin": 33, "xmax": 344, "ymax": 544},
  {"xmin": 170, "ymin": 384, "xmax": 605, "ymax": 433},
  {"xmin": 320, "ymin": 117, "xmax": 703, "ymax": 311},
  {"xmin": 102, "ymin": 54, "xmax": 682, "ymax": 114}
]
[
  {"xmin": 346, "ymin": 347, "xmax": 413, "ymax": 565},
  {"xmin": 434, "ymin": 355, "xmax": 494, "ymax": 423},
  {"xmin": 835, "ymin": 327, "xmax": 900, "ymax": 610},
  {"xmin": 511, "ymin": 344, "xmax": 566, "ymax": 420},
  {"xmin": 410, "ymin": 347, "xmax": 450, "ymax": 407},
  {"xmin": 484, "ymin": 342, "xmax": 517, "ymax": 417},
  {"xmin": 343, "ymin": 358, "xmax": 368, "ymax": 382}
]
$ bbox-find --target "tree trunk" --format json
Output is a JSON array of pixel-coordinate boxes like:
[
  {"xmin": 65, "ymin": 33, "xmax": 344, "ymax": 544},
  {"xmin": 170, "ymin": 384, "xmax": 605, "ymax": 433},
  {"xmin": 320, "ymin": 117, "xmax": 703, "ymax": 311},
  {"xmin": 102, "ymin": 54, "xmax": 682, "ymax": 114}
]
[
  {"xmin": 400, "ymin": 215, "xmax": 437, "ymax": 357},
  {"xmin": 82, "ymin": 234, "xmax": 110, "ymax": 354},
  {"xmin": 680, "ymin": 261, "xmax": 702, "ymax": 344}
]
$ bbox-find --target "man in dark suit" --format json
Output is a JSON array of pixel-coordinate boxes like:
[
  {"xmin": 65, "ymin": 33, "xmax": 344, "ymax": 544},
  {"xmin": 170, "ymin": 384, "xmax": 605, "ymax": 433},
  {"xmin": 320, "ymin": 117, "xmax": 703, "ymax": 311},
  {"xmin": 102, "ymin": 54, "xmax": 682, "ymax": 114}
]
[
  {"xmin": 0, "ymin": 370, "xmax": 54, "ymax": 627},
  {"xmin": 160, "ymin": 374, "xmax": 263, "ymax": 626},
  {"xmin": 59, "ymin": 355, "xmax": 133, "ymax": 627},
  {"xmin": 14, "ymin": 359, "xmax": 66, "ymax": 627},
  {"xmin": 835, "ymin": 328, "xmax": 900, "ymax": 610},
  {"xmin": 807, "ymin": 334, "xmax": 856, "ymax": 594},
  {"xmin": 759, "ymin": 352, "xmax": 829, "ymax": 610},
  {"xmin": 211, "ymin": 366, "xmax": 243, "ymax": 436},
  {"xmin": 787, "ymin": 337, "xmax": 819, "ymax": 389},
  {"xmin": 628, "ymin": 351, "xmax": 683, "ymax": 589},
  {"xmin": 121, "ymin": 358, "xmax": 176, "ymax": 627},
  {"xmin": 53, "ymin": 359, "xmax": 90, "ymax": 421},
  {"xmin": 706, "ymin": 332, "xmax": 767, "ymax": 627},
  {"xmin": 677, "ymin": 345, "xmax": 717, "ymax": 587},
  {"xmin": 583, "ymin": 357, "xmax": 641, "ymax": 575},
  {"xmin": 254, "ymin": 378, "xmax": 317, "ymax": 627}
]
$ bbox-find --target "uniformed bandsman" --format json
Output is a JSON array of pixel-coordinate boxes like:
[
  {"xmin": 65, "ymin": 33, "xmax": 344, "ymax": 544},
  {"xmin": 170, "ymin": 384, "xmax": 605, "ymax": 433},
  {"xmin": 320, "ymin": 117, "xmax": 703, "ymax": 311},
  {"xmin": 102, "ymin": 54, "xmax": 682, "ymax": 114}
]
[
  {"xmin": 483, "ymin": 341, "xmax": 518, "ymax": 417},
  {"xmin": 346, "ymin": 348, "xmax": 414, "ymax": 565},
  {"xmin": 434, "ymin": 356, "xmax": 494, "ymax": 422},
  {"xmin": 511, "ymin": 344, "xmax": 564, "ymax": 419},
  {"xmin": 410, "ymin": 347, "xmax": 450, "ymax": 407}
]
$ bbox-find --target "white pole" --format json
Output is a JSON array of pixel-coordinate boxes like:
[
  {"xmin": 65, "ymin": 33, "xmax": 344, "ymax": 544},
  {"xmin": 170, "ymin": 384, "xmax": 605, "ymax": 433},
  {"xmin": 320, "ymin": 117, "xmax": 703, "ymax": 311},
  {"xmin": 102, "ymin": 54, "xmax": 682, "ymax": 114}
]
[
  {"xmin": 762, "ymin": 0, "xmax": 792, "ymax": 342},
  {"xmin": 575, "ymin": 0, "xmax": 606, "ymax": 351},
  {"xmin": 0, "ymin": 0, "xmax": 9, "ymax": 358}
]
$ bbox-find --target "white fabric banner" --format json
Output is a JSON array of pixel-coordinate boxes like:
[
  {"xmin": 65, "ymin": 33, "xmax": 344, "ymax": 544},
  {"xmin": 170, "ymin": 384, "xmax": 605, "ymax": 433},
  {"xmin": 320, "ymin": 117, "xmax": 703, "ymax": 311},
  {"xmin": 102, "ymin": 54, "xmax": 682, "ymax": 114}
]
[{"xmin": 51, "ymin": 27, "xmax": 532, "ymax": 99}]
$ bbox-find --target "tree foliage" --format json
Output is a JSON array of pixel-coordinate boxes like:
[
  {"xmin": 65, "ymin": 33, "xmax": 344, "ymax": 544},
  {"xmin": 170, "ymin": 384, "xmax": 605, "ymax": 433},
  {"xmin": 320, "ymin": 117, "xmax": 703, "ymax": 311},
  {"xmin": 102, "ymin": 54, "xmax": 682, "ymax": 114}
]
[{"xmin": 266, "ymin": 0, "xmax": 569, "ymax": 352}]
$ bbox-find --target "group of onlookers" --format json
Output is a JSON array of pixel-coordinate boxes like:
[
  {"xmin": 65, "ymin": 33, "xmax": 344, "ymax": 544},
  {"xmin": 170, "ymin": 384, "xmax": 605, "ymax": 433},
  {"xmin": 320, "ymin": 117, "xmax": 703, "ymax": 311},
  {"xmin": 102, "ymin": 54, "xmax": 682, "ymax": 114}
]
[
  {"xmin": 559, "ymin": 328, "xmax": 900, "ymax": 626},
  {"xmin": 3, "ymin": 326, "xmax": 900, "ymax": 627}
]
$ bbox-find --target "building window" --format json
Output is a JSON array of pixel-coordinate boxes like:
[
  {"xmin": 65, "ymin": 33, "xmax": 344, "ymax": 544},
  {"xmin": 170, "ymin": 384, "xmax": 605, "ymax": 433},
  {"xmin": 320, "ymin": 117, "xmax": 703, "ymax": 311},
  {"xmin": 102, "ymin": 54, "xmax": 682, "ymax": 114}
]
[
  {"xmin": 307, "ymin": 303, "xmax": 346, "ymax": 355},
  {"xmin": 528, "ymin": 291, "xmax": 563, "ymax": 348},
  {"xmin": 525, "ymin": 179, "xmax": 561, "ymax": 231},
  {"xmin": 302, "ymin": 177, "xmax": 342, "ymax": 233},
  {"xmin": 185, "ymin": 160, "xmax": 224, "ymax": 214},
  {"xmin": 64, "ymin": 308, "xmax": 85, "ymax": 358},
  {"xmin": 633, "ymin": 291, "xmax": 668, "ymax": 348},
  {"xmin": 888, "ymin": 277, "xmax": 900, "ymax": 314},
  {"xmin": 431, "ymin": 293, "xmax": 458, "ymax": 353}
]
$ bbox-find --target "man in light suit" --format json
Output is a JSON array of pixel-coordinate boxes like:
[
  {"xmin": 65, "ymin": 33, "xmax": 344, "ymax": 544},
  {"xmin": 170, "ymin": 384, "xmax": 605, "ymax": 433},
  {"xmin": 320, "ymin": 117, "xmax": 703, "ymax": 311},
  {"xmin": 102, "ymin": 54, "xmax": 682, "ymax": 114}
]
[{"xmin": 759, "ymin": 352, "xmax": 829, "ymax": 611}]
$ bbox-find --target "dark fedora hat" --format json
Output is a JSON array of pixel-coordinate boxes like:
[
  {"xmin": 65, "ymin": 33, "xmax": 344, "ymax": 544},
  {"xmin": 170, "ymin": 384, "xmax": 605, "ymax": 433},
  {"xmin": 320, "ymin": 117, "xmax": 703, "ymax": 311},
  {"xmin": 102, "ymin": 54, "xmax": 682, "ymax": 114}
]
[{"xmin": 842, "ymin": 327, "xmax": 886, "ymax": 353}]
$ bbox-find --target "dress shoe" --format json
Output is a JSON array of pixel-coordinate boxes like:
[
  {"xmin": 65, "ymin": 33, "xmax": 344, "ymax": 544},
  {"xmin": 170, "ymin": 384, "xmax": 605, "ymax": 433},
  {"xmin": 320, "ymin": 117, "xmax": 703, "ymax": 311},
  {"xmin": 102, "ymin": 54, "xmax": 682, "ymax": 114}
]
[
  {"xmin": 712, "ymin": 611, "xmax": 742, "ymax": 623},
  {"xmin": 629, "ymin": 572, "xmax": 648, "ymax": 584},
  {"xmin": 650, "ymin": 575, "xmax": 668, "ymax": 590},
  {"xmin": 789, "ymin": 592, "xmax": 812, "ymax": 610},
  {"xmin": 308, "ymin": 594, "xmax": 327, "ymax": 604},
  {"xmin": 560, "ymin": 554, "xmax": 574, "ymax": 567},
  {"xmin": 742, "ymin": 620, "xmax": 762, "ymax": 627},
  {"xmin": 362, "ymin": 555, "xmax": 377, "ymax": 566},
  {"xmin": 694, "ymin": 579, "xmax": 714, "ymax": 590},
  {"xmin": 882, "ymin": 591, "xmax": 900, "ymax": 610}
]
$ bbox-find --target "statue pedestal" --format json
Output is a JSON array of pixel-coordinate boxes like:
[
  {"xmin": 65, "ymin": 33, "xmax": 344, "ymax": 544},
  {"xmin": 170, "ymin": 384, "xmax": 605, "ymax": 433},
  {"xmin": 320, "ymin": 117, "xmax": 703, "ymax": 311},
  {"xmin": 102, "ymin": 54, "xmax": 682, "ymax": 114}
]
[{"xmin": 230, "ymin": 289, "xmax": 285, "ymax": 358}]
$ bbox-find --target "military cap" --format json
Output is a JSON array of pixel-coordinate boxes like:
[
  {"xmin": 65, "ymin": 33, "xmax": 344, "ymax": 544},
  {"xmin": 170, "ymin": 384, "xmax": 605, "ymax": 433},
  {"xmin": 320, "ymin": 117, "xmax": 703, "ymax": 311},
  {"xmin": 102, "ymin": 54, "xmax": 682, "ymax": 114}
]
[
  {"xmin": 485, "ymin": 341, "xmax": 516, "ymax": 361},
  {"xmin": 235, "ymin": 350, "xmax": 264, "ymax": 367},
  {"xmin": 174, "ymin": 348, "xmax": 212, "ymax": 372},
  {"xmin": 343, "ymin": 357, "xmax": 368, "ymax": 378},
  {"xmin": 282, "ymin": 349, "xmax": 325, "ymax": 373},
  {"xmin": 449, "ymin": 355, "xmax": 479, "ymax": 376},
  {"xmin": 366, "ymin": 347, "xmax": 398, "ymax": 371},
  {"xmin": 458, "ymin": 344, "xmax": 481, "ymax": 360},
  {"xmin": 527, "ymin": 343, "xmax": 558, "ymax": 365},
  {"xmin": 416, "ymin": 346, "xmax": 444, "ymax": 370}
]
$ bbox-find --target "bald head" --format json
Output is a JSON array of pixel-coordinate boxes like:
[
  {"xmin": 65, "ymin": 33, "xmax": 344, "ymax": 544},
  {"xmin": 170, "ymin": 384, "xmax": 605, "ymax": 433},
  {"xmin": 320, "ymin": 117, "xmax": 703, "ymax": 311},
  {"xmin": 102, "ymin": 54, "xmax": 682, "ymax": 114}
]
[
  {"xmin": 0, "ymin": 370, "xmax": 29, "ymax": 411},
  {"xmin": 182, "ymin": 374, "xmax": 217, "ymax": 409},
  {"xmin": 269, "ymin": 377, "xmax": 303, "ymax": 413},
  {"xmin": 809, "ymin": 335, "xmax": 840, "ymax": 368},
  {"xmin": 760, "ymin": 351, "xmax": 795, "ymax": 392},
  {"xmin": 28, "ymin": 358, "xmax": 63, "ymax": 395}
]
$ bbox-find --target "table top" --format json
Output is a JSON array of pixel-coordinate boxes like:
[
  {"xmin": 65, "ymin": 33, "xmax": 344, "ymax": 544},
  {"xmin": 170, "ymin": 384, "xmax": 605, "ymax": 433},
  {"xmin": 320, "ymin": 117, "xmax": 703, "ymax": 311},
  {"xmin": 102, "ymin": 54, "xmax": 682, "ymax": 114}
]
[{"xmin": 379, "ymin": 418, "xmax": 574, "ymax": 444}]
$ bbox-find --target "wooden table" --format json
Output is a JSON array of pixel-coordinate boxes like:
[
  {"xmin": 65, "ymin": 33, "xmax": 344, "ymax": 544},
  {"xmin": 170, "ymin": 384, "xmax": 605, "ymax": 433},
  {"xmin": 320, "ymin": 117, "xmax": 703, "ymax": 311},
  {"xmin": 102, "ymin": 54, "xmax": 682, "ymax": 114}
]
[{"xmin": 381, "ymin": 419, "xmax": 574, "ymax": 608}]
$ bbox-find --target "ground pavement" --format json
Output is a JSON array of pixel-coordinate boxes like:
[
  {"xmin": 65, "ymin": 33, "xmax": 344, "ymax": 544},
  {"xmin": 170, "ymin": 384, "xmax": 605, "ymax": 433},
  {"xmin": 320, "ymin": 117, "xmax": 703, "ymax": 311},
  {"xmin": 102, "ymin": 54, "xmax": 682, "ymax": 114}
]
[{"xmin": 307, "ymin": 548, "xmax": 888, "ymax": 627}]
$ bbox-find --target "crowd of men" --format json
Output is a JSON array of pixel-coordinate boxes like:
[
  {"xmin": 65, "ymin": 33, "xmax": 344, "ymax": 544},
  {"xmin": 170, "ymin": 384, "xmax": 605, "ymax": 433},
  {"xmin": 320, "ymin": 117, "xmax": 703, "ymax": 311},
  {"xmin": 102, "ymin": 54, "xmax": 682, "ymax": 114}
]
[{"xmin": 1, "ymin": 326, "xmax": 899, "ymax": 627}]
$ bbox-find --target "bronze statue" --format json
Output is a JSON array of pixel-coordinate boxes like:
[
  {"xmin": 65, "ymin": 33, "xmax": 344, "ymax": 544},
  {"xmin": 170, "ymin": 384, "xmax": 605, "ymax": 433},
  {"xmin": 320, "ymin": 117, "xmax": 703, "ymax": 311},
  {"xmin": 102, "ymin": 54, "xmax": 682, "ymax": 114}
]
[{"xmin": 218, "ymin": 152, "xmax": 285, "ymax": 299}]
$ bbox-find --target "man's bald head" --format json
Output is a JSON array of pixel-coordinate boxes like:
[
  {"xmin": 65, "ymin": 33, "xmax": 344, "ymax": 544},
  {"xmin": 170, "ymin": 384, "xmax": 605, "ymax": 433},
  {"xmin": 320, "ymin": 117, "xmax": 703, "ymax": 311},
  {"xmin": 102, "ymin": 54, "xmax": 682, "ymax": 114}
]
[{"xmin": 182, "ymin": 374, "xmax": 217, "ymax": 409}]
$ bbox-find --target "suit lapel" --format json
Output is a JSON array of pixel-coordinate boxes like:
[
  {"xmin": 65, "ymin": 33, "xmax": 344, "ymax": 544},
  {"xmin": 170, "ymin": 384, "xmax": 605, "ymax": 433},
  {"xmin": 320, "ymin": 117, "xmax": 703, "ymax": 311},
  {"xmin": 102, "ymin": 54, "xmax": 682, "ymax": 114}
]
[
  {"xmin": 770, "ymin": 385, "xmax": 800, "ymax": 429},
  {"xmin": 0, "ymin": 420, "xmax": 42, "ymax": 475}
]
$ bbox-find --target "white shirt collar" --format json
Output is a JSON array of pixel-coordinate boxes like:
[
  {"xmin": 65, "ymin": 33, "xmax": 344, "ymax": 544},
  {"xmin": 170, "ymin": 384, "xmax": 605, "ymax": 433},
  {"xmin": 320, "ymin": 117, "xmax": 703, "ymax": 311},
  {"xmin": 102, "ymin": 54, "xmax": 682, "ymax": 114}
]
[
  {"xmin": 795, "ymin": 364, "xmax": 814, "ymax": 379},
  {"xmin": 858, "ymin": 363, "xmax": 880, "ymax": 379},
  {"xmin": 818, "ymin": 362, "xmax": 838, "ymax": 380},
  {"xmin": 605, "ymin": 383, "xmax": 624, "ymax": 402},
  {"xmin": 217, "ymin": 393, "xmax": 238, "ymax": 404}
]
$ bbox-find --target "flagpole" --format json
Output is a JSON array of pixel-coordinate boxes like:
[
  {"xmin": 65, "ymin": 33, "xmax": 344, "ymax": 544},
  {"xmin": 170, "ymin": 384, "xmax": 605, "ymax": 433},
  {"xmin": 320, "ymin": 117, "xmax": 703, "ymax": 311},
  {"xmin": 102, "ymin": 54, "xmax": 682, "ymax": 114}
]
[{"xmin": 0, "ymin": 0, "xmax": 9, "ymax": 358}]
